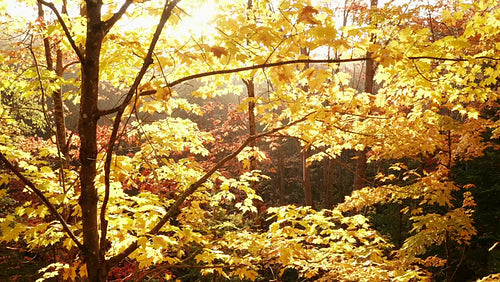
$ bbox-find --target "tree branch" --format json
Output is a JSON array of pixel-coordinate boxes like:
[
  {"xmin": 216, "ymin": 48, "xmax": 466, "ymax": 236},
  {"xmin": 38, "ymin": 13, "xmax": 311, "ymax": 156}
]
[
  {"xmin": 37, "ymin": 0, "xmax": 84, "ymax": 62},
  {"xmin": 408, "ymin": 56, "xmax": 500, "ymax": 61},
  {"xmin": 0, "ymin": 152, "xmax": 85, "ymax": 253},
  {"xmin": 98, "ymin": 57, "xmax": 369, "ymax": 116},
  {"xmin": 98, "ymin": 0, "xmax": 180, "ymax": 118},
  {"xmin": 99, "ymin": 0, "xmax": 181, "ymax": 263},
  {"xmin": 98, "ymin": 53, "xmax": 500, "ymax": 116},
  {"xmin": 102, "ymin": 0, "xmax": 134, "ymax": 35},
  {"xmin": 106, "ymin": 112, "xmax": 314, "ymax": 267},
  {"xmin": 164, "ymin": 58, "xmax": 365, "ymax": 87}
]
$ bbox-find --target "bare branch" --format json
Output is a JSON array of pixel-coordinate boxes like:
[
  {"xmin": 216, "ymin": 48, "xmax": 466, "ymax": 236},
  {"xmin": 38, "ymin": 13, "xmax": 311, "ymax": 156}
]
[
  {"xmin": 98, "ymin": 57, "xmax": 369, "ymax": 116},
  {"xmin": 37, "ymin": 0, "xmax": 84, "ymax": 62},
  {"xmin": 411, "ymin": 60, "xmax": 439, "ymax": 83},
  {"xmin": 0, "ymin": 152, "xmax": 85, "ymax": 252},
  {"xmin": 106, "ymin": 112, "xmax": 313, "ymax": 267},
  {"xmin": 408, "ymin": 56, "xmax": 500, "ymax": 61}
]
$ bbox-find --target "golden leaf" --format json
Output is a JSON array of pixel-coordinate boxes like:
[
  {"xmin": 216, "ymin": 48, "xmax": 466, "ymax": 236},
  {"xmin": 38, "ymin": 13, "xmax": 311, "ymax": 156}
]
[{"xmin": 156, "ymin": 87, "xmax": 171, "ymax": 101}]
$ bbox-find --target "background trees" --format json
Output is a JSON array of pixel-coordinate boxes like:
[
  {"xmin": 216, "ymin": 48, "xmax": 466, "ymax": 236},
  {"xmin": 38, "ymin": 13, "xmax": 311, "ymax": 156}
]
[{"xmin": 0, "ymin": 0, "xmax": 499, "ymax": 281}]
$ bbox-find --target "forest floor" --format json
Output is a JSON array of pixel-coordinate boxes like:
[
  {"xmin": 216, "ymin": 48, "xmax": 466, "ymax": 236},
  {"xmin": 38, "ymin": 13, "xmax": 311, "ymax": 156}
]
[{"xmin": 0, "ymin": 244, "xmax": 46, "ymax": 281}]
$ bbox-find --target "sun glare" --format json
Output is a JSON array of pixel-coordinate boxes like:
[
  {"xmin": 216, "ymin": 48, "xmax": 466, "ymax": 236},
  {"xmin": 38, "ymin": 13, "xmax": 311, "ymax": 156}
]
[
  {"xmin": 116, "ymin": 0, "xmax": 219, "ymax": 39},
  {"xmin": 2, "ymin": 1, "xmax": 36, "ymax": 19},
  {"xmin": 2, "ymin": 0, "xmax": 218, "ymax": 38}
]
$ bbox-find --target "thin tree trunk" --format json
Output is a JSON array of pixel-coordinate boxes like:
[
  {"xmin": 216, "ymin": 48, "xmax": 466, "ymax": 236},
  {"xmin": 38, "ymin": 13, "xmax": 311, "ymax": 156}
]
[
  {"xmin": 243, "ymin": 79, "xmax": 257, "ymax": 171},
  {"xmin": 323, "ymin": 158, "xmax": 335, "ymax": 208},
  {"xmin": 54, "ymin": 50, "xmax": 70, "ymax": 167},
  {"xmin": 298, "ymin": 46, "xmax": 313, "ymax": 207},
  {"xmin": 79, "ymin": 1, "xmax": 105, "ymax": 280},
  {"xmin": 277, "ymin": 142, "xmax": 286, "ymax": 205},
  {"xmin": 37, "ymin": 3, "xmax": 69, "ymax": 169},
  {"xmin": 323, "ymin": 158, "xmax": 329, "ymax": 207},
  {"xmin": 302, "ymin": 149, "xmax": 313, "ymax": 207},
  {"xmin": 353, "ymin": 0, "xmax": 377, "ymax": 191},
  {"xmin": 245, "ymin": 0, "xmax": 257, "ymax": 173}
]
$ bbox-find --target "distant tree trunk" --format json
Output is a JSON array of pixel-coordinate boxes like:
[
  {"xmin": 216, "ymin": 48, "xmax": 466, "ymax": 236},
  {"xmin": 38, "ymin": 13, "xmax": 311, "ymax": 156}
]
[
  {"xmin": 302, "ymin": 149, "xmax": 313, "ymax": 207},
  {"xmin": 353, "ymin": 148, "xmax": 368, "ymax": 191},
  {"xmin": 244, "ymin": 0, "xmax": 257, "ymax": 173},
  {"xmin": 353, "ymin": 0, "xmax": 377, "ymax": 191},
  {"xmin": 323, "ymin": 158, "xmax": 329, "ymax": 207},
  {"xmin": 38, "ymin": 3, "xmax": 69, "ymax": 169},
  {"xmin": 277, "ymin": 142, "xmax": 286, "ymax": 205},
  {"xmin": 297, "ymin": 46, "xmax": 313, "ymax": 207},
  {"xmin": 243, "ymin": 79, "xmax": 257, "ymax": 172},
  {"xmin": 323, "ymin": 158, "xmax": 335, "ymax": 208},
  {"xmin": 53, "ymin": 50, "xmax": 70, "ymax": 167}
]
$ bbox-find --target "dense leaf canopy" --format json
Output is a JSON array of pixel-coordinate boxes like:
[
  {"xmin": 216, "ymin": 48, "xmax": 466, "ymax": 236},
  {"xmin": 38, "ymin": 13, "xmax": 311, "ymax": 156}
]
[{"xmin": 0, "ymin": 0, "xmax": 499, "ymax": 281}]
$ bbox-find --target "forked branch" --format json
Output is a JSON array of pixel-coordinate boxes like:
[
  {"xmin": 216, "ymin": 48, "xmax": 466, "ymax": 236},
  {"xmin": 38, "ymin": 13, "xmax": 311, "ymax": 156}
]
[
  {"xmin": 106, "ymin": 112, "xmax": 314, "ymax": 267},
  {"xmin": 99, "ymin": 0, "xmax": 181, "ymax": 263},
  {"xmin": 102, "ymin": 0, "xmax": 134, "ymax": 35},
  {"xmin": 37, "ymin": 0, "xmax": 84, "ymax": 62}
]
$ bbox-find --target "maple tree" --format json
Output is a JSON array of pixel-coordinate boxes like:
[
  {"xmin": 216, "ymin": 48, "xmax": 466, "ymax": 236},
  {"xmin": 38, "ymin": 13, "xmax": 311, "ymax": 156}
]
[{"xmin": 0, "ymin": 0, "xmax": 499, "ymax": 281}]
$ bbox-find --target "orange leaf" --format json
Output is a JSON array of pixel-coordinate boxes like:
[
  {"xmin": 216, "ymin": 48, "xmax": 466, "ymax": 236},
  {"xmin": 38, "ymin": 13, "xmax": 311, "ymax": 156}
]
[
  {"xmin": 298, "ymin": 6, "xmax": 320, "ymax": 25},
  {"xmin": 210, "ymin": 46, "xmax": 228, "ymax": 58}
]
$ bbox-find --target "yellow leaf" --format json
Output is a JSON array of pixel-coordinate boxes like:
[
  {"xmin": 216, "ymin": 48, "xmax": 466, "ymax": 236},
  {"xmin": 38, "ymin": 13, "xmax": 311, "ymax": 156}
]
[{"xmin": 156, "ymin": 87, "xmax": 171, "ymax": 101}]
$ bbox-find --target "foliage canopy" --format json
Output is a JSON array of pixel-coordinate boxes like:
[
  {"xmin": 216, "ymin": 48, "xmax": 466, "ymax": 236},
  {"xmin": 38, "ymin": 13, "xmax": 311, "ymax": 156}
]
[{"xmin": 0, "ymin": 0, "xmax": 499, "ymax": 281}]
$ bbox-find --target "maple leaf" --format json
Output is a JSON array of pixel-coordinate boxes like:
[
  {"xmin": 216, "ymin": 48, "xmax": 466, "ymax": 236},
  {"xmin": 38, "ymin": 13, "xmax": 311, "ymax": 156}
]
[
  {"xmin": 298, "ymin": 6, "xmax": 320, "ymax": 25},
  {"xmin": 155, "ymin": 87, "xmax": 171, "ymax": 101},
  {"xmin": 210, "ymin": 46, "xmax": 228, "ymax": 58}
]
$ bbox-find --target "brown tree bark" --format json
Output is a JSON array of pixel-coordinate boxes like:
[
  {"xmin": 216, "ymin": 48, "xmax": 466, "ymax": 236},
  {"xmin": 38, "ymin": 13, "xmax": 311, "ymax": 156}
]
[
  {"xmin": 277, "ymin": 141, "xmax": 286, "ymax": 205},
  {"xmin": 37, "ymin": 2, "xmax": 70, "ymax": 169},
  {"xmin": 352, "ymin": 148, "xmax": 368, "ymax": 191},
  {"xmin": 53, "ymin": 50, "xmax": 70, "ymax": 166},
  {"xmin": 302, "ymin": 148, "xmax": 313, "ymax": 207},
  {"xmin": 245, "ymin": 0, "xmax": 257, "ymax": 173},
  {"xmin": 243, "ymin": 79, "xmax": 257, "ymax": 172},
  {"xmin": 353, "ymin": 0, "xmax": 377, "ymax": 191},
  {"xmin": 323, "ymin": 158, "xmax": 335, "ymax": 208},
  {"xmin": 78, "ymin": 1, "xmax": 105, "ymax": 280}
]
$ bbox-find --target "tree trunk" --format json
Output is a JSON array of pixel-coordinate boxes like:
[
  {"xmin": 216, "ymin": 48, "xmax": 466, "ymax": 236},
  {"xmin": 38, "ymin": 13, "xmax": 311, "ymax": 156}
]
[
  {"xmin": 79, "ymin": 1, "xmax": 106, "ymax": 280},
  {"xmin": 302, "ymin": 149, "xmax": 313, "ymax": 207},
  {"xmin": 54, "ymin": 50, "xmax": 70, "ymax": 168},
  {"xmin": 244, "ymin": 79, "xmax": 257, "ymax": 171},
  {"xmin": 353, "ymin": 0, "xmax": 377, "ymax": 191},
  {"xmin": 38, "ymin": 2, "xmax": 69, "ymax": 170},
  {"xmin": 243, "ymin": 78, "xmax": 261, "ymax": 215},
  {"xmin": 353, "ymin": 148, "xmax": 368, "ymax": 191},
  {"xmin": 277, "ymin": 142, "xmax": 286, "ymax": 205},
  {"xmin": 323, "ymin": 158, "xmax": 335, "ymax": 208},
  {"xmin": 245, "ymin": 0, "xmax": 257, "ymax": 173}
]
